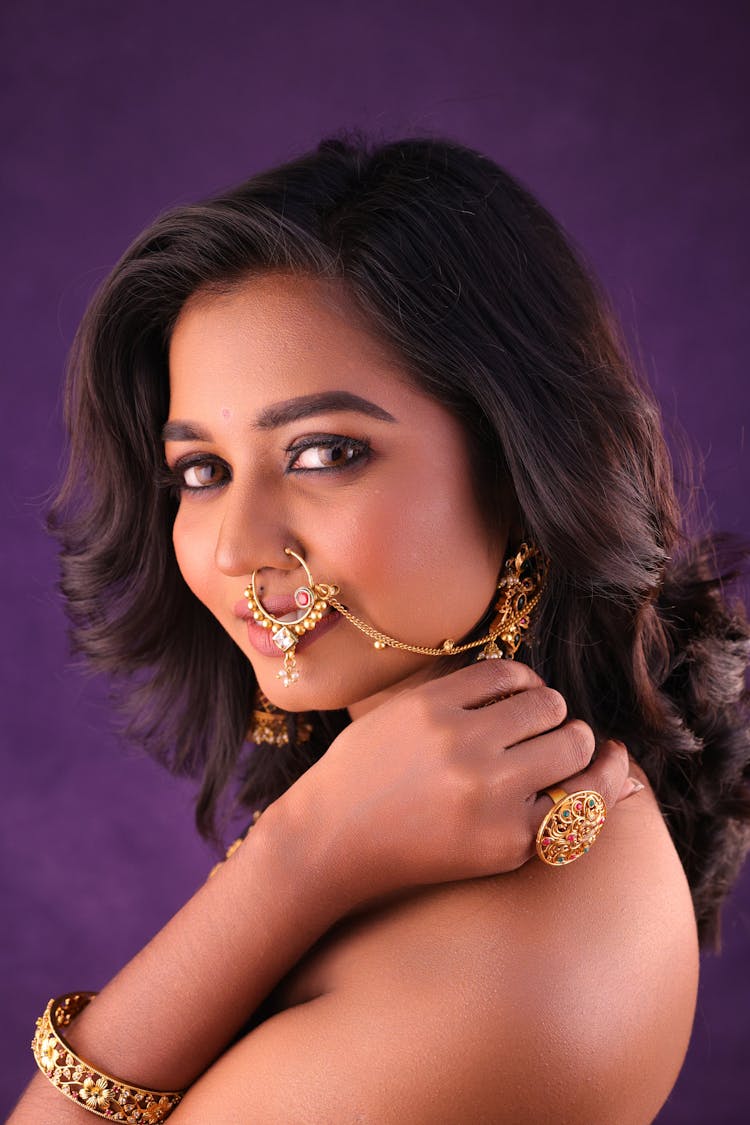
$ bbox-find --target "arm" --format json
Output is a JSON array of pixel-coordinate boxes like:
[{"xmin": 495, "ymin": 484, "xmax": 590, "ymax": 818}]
[
  {"xmin": 171, "ymin": 773, "xmax": 699, "ymax": 1125},
  {"xmin": 9, "ymin": 776, "xmax": 355, "ymax": 1121},
  {"xmin": 10, "ymin": 659, "xmax": 632, "ymax": 1120}
]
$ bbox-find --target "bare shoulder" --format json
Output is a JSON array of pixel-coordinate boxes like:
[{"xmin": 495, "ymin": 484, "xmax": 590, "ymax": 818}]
[
  {"xmin": 174, "ymin": 767, "xmax": 698, "ymax": 1124},
  {"xmin": 329, "ymin": 759, "xmax": 699, "ymax": 1121}
]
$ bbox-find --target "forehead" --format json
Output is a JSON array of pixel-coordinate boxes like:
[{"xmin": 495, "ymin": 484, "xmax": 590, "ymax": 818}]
[{"xmin": 169, "ymin": 272, "xmax": 412, "ymax": 405}]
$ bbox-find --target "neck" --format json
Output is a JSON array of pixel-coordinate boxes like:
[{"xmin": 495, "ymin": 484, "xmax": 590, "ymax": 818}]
[{"xmin": 346, "ymin": 661, "xmax": 444, "ymax": 721}]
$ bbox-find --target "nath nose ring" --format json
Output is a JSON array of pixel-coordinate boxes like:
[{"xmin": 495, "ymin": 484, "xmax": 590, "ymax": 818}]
[{"xmin": 243, "ymin": 548, "xmax": 340, "ymax": 686}]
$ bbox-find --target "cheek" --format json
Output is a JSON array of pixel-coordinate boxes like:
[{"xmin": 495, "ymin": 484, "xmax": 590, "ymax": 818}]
[
  {"xmin": 172, "ymin": 505, "xmax": 217, "ymax": 605},
  {"xmin": 333, "ymin": 464, "xmax": 501, "ymax": 635}
]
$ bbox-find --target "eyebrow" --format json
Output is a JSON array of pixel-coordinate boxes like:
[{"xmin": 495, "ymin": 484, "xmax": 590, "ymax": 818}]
[{"xmin": 161, "ymin": 391, "xmax": 397, "ymax": 442}]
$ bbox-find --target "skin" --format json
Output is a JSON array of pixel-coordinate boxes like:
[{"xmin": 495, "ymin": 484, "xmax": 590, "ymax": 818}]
[
  {"xmin": 164, "ymin": 273, "xmax": 698, "ymax": 1120},
  {"xmin": 181, "ymin": 760, "xmax": 698, "ymax": 1124},
  {"xmin": 10, "ymin": 272, "xmax": 698, "ymax": 1123},
  {"xmin": 166, "ymin": 272, "xmax": 509, "ymax": 715}
]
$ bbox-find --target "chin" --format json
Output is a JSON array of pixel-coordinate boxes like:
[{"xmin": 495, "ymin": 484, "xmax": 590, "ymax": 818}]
[{"xmin": 253, "ymin": 648, "xmax": 431, "ymax": 714}]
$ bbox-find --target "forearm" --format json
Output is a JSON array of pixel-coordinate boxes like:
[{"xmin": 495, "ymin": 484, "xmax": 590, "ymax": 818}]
[{"xmin": 10, "ymin": 780, "xmax": 354, "ymax": 1120}]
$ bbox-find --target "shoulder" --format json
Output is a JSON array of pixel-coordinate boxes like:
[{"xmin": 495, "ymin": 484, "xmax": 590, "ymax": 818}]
[
  {"xmin": 174, "ymin": 770, "xmax": 698, "ymax": 1123},
  {"xmin": 343, "ymin": 760, "xmax": 699, "ymax": 1121}
]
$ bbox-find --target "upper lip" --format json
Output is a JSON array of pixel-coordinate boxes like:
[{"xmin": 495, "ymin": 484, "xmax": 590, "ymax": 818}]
[{"xmin": 232, "ymin": 594, "xmax": 316, "ymax": 621}]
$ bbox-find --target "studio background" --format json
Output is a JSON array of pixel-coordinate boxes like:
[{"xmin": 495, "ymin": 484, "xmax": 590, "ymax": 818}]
[{"xmin": 2, "ymin": 0, "xmax": 748, "ymax": 1119}]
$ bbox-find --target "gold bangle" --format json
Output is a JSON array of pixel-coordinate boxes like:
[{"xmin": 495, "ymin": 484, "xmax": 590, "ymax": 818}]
[{"xmin": 32, "ymin": 992, "xmax": 185, "ymax": 1122}]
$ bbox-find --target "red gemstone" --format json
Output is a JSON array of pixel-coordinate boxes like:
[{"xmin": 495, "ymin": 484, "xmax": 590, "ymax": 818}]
[
  {"xmin": 567, "ymin": 833, "xmax": 576, "ymax": 842},
  {"xmin": 542, "ymin": 837, "xmax": 551, "ymax": 845},
  {"xmin": 575, "ymin": 801, "xmax": 583, "ymax": 811}
]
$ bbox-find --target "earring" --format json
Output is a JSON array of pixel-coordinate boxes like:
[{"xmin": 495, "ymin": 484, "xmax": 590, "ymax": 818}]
[
  {"xmin": 249, "ymin": 687, "xmax": 312, "ymax": 748},
  {"xmin": 476, "ymin": 541, "xmax": 549, "ymax": 661}
]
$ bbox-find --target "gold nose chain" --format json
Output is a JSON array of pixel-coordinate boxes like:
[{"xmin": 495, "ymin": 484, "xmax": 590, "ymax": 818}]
[{"xmin": 243, "ymin": 543, "xmax": 548, "ymax": 686}]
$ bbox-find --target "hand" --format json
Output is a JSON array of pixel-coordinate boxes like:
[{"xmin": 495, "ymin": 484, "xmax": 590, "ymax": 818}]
[{"xmin": 296, "ymin": 659, "xmax": 632, "ymax": 907}]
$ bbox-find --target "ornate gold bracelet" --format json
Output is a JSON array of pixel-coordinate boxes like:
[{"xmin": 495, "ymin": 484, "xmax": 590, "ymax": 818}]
[{"xmin": 32, "ymin": 991, "xmax": 185, "ymax": 1122}]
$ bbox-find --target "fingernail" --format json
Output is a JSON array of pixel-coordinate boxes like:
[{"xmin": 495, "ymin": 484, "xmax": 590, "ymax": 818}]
[{"xmin": 622, "ymin": 776, "xmax": 645, "ymax": 799}]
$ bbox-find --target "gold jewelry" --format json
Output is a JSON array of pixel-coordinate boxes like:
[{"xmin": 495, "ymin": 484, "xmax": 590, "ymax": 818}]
[
  {"xmin": 31, "ymin": 992, "xmax": 184, "ymax": 1121},
  {"xmin": 475, "ymin": 541, "xmax": 548, "ymax": 660},
  {"xmin": 243, "ymin": 548, "xmax": 340, "ymax": 686},
  {"xmin": 326, "ymin": 541, "xmax": 549, "ymax": 661},
  {"xmin": 535, "ymin": 788, "xmax": 607, "ymax": 865},
  {"xmin": 243, "ymin": 541, "xmax": 548, "ymax": 682},
  {"xmin": 250, "ymin": 687, "xmax": 312, "ymax": 747}
]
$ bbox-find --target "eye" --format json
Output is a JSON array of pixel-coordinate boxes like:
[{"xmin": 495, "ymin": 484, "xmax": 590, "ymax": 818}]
[
  {"xmin": 163, "ymin": 456, "xmax": 230, "ymax": 494},
  {"xmin": 183, "ymin": 462, "xmax": 226, "ymax": 488},
  {"xmin": 287, "ymin": 436, "xmax": 370, "ymax": 472}
]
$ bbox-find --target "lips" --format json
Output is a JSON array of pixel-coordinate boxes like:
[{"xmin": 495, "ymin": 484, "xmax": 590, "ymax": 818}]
[{"xmin": 232, "ymin": 595, "xmax": 341, "ymax": 658}]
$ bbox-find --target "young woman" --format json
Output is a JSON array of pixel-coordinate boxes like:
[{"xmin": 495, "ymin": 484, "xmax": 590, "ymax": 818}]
[{"xmin": 12, "ymin": 134, "xmax": 749, "ymax": 1123}]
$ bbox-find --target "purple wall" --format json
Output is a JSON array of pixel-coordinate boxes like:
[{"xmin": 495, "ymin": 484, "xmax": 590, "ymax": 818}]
[{"xmin": 3, "ymin": 1, "xmax": 748, "ymax": 1118}]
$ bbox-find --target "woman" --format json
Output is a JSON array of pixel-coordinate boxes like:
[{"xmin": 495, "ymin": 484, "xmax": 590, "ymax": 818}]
[{"xmin": 11, "ymin": 134, "xmax": 749, "ymax": 1123}]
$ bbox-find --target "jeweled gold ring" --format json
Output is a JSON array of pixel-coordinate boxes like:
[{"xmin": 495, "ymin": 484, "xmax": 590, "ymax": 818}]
[{"xmin": 535, "ymin": 787, "xmax": 607, "ymax": 865}]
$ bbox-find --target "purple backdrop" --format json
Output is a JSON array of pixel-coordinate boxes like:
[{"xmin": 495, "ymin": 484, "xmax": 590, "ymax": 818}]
[{"xmin": 3, "ymin": 1, "xmax": 749, "ymax": 1118}]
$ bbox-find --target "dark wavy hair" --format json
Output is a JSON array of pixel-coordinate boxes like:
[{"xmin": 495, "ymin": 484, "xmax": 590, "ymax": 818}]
[{"xmin": 49, "ymin": 132, "xmax": 750, "ymax": 949}]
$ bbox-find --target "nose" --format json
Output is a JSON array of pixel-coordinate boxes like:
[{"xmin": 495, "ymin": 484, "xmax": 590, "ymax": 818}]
[{"xmin": 213, "ymin": 482, "xmax": 300, "ymax": 580}]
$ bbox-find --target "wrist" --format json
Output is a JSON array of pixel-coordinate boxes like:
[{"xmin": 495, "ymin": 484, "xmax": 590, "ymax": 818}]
[
  {"xmin": 28, "ymin": 777, "xmax": 365, "ymax": 1096},
  {"xmin": 254, "ymin": 771, "xmax": 360, "ymax": 926},
  {"xmin": 263, "ymin": 753, "xmax": 413, "ymax": 917}
]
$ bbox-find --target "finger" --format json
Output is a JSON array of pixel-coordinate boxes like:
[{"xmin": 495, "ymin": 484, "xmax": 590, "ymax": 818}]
[
  {"xmin": 464, "ymin": 684, "xmax": 569, "ymax": 749},
  {"xmin": 495, "ymin": 717, "xmax": 596, "ymax": 796},
  {"xmin": 616, "ymin": 776, "xmax": 645, "ymax": 801},
  {"xmin": 525, "ymin": 738, "xmax": 631, "ymax": 843},
  {"xmin": 429, "ymin": 657, "xmax": 545, "ymax": 710}
]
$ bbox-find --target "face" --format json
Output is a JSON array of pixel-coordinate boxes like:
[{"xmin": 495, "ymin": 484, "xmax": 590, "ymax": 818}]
[{"xmin": 165, "ymin": 273, "xmax": 509, "ymax": 718}]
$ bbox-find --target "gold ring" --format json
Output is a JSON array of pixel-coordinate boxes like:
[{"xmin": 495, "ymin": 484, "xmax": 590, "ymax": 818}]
[{"xmin": 535, "ymin": 787, "xmax": 607, "ymax": 866}]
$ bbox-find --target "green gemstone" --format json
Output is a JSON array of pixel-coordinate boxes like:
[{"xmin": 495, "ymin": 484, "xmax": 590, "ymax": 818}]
[
  {"xmin": 556, "ymin": 857, "xmax": 564, "ymax": 863},
  {"xmin": 563, "ymin": 810, "xmax": 571, "ymax": 818}
]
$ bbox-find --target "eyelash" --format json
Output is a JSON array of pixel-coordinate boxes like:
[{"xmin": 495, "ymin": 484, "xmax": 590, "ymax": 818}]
[{"xmin": 161, "ymin": 435, "xmax": 371, "ymax": 497}]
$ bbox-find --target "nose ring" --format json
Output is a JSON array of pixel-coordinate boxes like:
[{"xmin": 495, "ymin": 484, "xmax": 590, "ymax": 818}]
[{"xmin": 243, "ymin": 548, "xmax": 340, "ymax": 686}]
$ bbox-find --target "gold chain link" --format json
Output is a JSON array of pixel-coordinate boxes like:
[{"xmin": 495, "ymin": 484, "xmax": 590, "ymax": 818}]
[{"xmin": 325, "ymin": 575, "xmax": 544, "ymax": 657}]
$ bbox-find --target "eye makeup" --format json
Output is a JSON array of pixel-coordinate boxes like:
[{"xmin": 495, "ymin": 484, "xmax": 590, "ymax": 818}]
[{"xmin": 160, "ymin": 433, "xmax": 372, "ymax": 497}]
